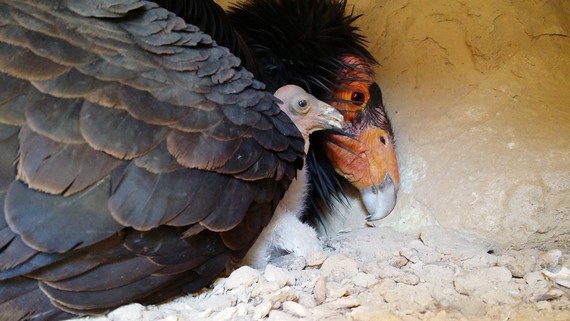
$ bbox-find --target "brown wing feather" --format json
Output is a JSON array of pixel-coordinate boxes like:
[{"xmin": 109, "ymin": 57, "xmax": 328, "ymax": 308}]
[
  {"xmin": 17, "ymin": 127, "xmax": 122, "ymax": 195},
  {"xmin": 108, "ymin": 165, "xmax": 208, "ymax": 230},
  {"xmin": 80, "ymin": 101, "xmax": 169, "ymax": 160},
  {"xmin": 132, "ymin": 141, "xmax": 183, "ymax": 174},
  {"xmin": 0, "ymin": 126, "xmax": 19, "ymax": 191},
  {"xmin": 5, "ymin": 179, "xmax": 122, "ymax": 253},
  {"xmin": 0, "ymin": 74, "xmax": 27, "ymax": 126},
  {"xmin": 24, "ymin": 89, "xmax": 84, "ymax": 144}
]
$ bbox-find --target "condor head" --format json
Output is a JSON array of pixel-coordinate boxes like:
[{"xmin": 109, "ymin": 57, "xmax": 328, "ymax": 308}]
[{"xmin": 320, "ymin": 56, "xmax": 399, "ymax": 221}]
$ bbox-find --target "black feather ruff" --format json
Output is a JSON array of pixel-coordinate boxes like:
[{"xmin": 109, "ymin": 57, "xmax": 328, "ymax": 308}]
[
  {"xmin": 227, "ymin": 0, "xmax": 376, "ymax": 96},
  {"xmin": 228, "ymin": 0, "xmax": 378, "ymax": 222}
]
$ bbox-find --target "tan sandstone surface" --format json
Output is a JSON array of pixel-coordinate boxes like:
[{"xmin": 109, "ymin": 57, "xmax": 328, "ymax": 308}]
[{"xmin": 73, "ymin": 1, "xmax": 570, "ymax": 320}]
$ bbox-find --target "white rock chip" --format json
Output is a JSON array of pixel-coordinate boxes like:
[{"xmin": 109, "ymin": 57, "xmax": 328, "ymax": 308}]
[
  {"xmin": 320, "ymin": 254, "xmax": 359, "ymax": 282},
  {"xmin": 314, "ymin": 276, "xmax": 327, "ymax": 305},
  {"xmin": 264, "ymin": 264, "xmax": 294, "ymax": 287},
  {"xmin": 107, "ymin": 304, "xmax": 144, "ymax": 321},
  {"xmin": 306, "ymin": 251, "xmax": 328, "ymax": 267},
  {"xmin": 282, "ymin": 301, "xmax": 308, "ymax": 317},
  {"xmin": 223, "ymin": 266, "xmax": 261, "ymax": 290}
]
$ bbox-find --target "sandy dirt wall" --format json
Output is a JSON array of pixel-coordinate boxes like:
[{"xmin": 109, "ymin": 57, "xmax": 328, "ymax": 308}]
[
  {"xmin": 353, "ymin": 0, "xmax": 570, "ymax": 250},
  {"xmin": 218, "ymin": 0, "xmax": 570, "ymax": 250}
]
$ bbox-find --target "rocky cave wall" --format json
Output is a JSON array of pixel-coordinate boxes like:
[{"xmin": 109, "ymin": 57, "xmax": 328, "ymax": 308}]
[{"xmin": 219, "ymin": 0, "xmax": 570, "ymax": 250}]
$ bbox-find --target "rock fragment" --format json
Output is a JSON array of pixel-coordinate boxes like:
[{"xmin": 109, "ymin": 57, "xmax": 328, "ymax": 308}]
[
  {"xmin": 352, "ymin": 272, "xmax": 378, "ymax": 288},
  {"xmin": 325, "ymin": 281, "xmax": 349, "ymax": 300},
  {"xmin": 107, "ymin": 304, "xmax": 145, "ymax": 321},
  {"xmin": 252, "ymin": 301, "xmax": 273, "ymax": 320},
  {"xmin": 522, "ymin": 271, "xmax": 566, "ymax": 302},
  {"xmin": 224, "ymin": 266, "xmax": 261, "ymax": 290},
  {"xmin": 325, "ymin": 296, "xmax": 360, "ymax": 310},
  {"xmin": 497, "ymin": 248, "xmax": 542, "ymax": 277},
  {"xmin": 282, "ymin": 301, "xmax": 308, "ymax": 317},
  {"xmin": 454, "ymin": 266, "xmax": 520, "ymax": 304},
  {"xmin": 314, "ymin": 276, "xmax": 327, "ymax": 304},
  {"xmin": 320, "ymin": 254, "xmax": 359, "ymax": 281},
  {"xmin": 306, "ymin": 251, "xmax": 328, "ymax": 267},
  {"xmin": 264, "ymin": 264, "xmax": 294, "ymax": 288}
]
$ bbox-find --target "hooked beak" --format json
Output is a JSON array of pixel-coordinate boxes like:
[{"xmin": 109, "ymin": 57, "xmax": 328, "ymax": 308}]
[
  {"xmin": 312, "ymin": 100, "xmax": 345, "ymax": 133},
  {"xmin": 361, "ymin": 173, "xmax": 397, "ymax": 221},
  {"xmin": 324, "ymin": 127, "xmax": 400, "ymax": 221}
]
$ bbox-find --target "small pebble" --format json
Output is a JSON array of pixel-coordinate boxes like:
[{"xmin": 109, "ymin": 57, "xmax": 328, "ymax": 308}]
[
  {"xmin": 265, "ymin": 264, "xmax": 294, "ymax": 288},
  {"xmin": 454, "ymin": 266, "xmax": 513, "ymax": 295},
  {"xmin": 326, "ymin": 281, "xmax": 349, "ymax": 300},
  {"xmin": 498, "ymin": 253, "xmax": 537, "ymax": 278},
  {"xmin": 375, "ymin": 264, "xmax": 420, "ymax": 285},
  {"xmin": 352, "ymin": 272, "xmax": 377, "ymax": 288},
  {"xmin": 252, "ymin": 281, "xmax": 281, "ymax": 297},
  {"xmin": 389, "ymin": 254, "xmax": 409, "ymax": 268},
  {"xmin": 297, "ymin": 292, "xmax": 317, "ymax": 308},
  {"xmin": 314, "ymin": 277, "xmax": 327, "ymax": 304},
  {"xmin": 326, "ymin": 297, "xmax": 360, "ymax": 310},
  {"xmin": 306, "ymin": 251, "xmax": 328, "ymax": 267},
  {"xmin": 214, "ymin": 307, "xmax": 237, "ymax": 321},
  {"xmin": 321, "ymin": 254, "xmax": 359, "ymax": 282},
  {"xmin": 539, "ymin": 249, "xmax": 562, "ymax": 268},
  {"xmin": 282, "ymin": 301, "xmax": 308, "ymax": 317},
  {"xmin": 224, "ymin": 266, "xmax": 261, "ymax": 290},
  {"xmin": 267, "ymin": 309, "xmax": 299, "ymax": 321},
  {"xmin": 266, "ymin": 286, "xmax": 298, "ymax": 307},
  {"xmin": 290, "ymin": 256, "xmax": 307, "ymax": 270},
  {"xmin": 107, "ymin": 304, "xmax": 144, "ymax": 321},
  {"xmin": 253, "ymin": 301, "xmax": 273, "ymax": 320}
]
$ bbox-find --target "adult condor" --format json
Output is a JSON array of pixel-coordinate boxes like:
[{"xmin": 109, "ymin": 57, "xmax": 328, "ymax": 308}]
[
  {"xmin": 157, "ymin": 0, "xmax": 401, "ymax": 222},
  {"xmin": 0, "ymin": 0, "xmax": 400, "ymax": 320}
]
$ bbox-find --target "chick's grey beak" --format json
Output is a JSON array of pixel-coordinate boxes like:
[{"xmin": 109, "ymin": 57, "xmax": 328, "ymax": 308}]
[
  {"xmin": 317, "ymin": 101, "xmax": 344, "ymax": 130},
  {"xmin": 361, "ymin": 173, "xmax": 398, "ymax": 221}
]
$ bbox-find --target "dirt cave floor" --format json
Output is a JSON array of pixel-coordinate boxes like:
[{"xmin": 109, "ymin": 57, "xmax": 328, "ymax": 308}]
[{"xmin": 73, "ymin": 225, "xmax": 570, "ymax": 321}]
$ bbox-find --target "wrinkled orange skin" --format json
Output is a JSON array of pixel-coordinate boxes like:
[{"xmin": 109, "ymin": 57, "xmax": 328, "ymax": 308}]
[
  {"xmin": 325, "ymin": 56, "xmax": 400, "ymax": 191},
  {"xmin": 325, "ymin": 129, "xmax": 399, "ymax": 190}
]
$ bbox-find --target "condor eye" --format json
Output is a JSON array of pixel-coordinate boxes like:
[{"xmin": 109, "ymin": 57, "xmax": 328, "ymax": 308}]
[
  {"xmin": 291, "ymin": 97, "xmax": 310, "ymax": 114},
  {"xmin": 351, "ymin": 91, "xmax": 365, "ymax": 106}
]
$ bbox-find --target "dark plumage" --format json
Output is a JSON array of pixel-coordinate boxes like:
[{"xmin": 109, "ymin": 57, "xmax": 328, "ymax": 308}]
[{"xmin": 0, "ymin": 1, "xmax": 305, "ymax": 320}]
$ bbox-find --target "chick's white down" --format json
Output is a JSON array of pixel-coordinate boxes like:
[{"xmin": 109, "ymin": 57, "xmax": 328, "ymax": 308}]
[{"xmin": 242, "ymin": 85, "xmax": 344, "ymax": 268}]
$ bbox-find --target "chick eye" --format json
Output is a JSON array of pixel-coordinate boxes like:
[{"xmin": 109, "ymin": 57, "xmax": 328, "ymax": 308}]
[
  {"xmin": 351, "ymin": 91, "xmax": 365, "ymax": 106},
  {"xmin": 298, "ymin": 99, "xmax": 308, "ymax": 108}
]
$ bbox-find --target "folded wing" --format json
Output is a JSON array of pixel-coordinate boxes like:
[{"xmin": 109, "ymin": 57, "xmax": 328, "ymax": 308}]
[{"xmin": 0, "ymin": 1, "xmax": 304, "ymax": 318}]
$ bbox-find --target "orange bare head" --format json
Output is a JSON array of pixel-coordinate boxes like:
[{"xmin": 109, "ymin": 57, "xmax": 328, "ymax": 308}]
[{"xmin": 324, "ymin": 55, "xmax": 400, "ymax": 220}]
